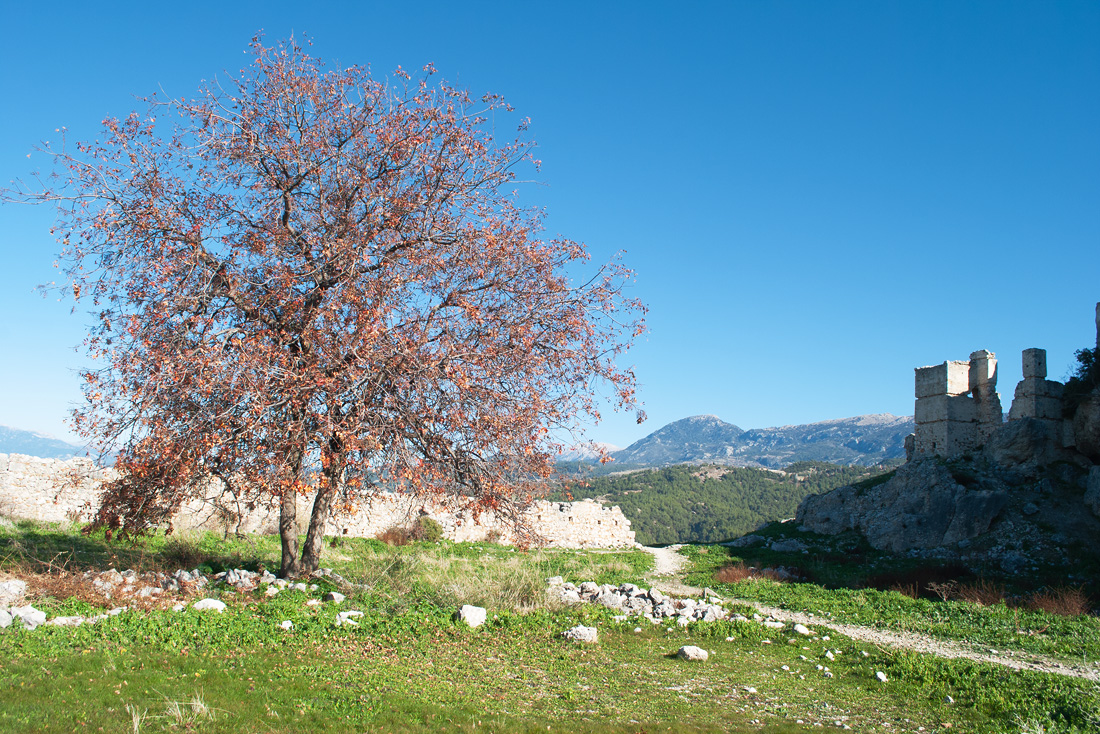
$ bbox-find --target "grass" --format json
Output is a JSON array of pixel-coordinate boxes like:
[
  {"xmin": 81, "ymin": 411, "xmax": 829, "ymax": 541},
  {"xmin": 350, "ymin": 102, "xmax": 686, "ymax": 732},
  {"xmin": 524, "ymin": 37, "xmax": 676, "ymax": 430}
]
[
  {"xmin": 2, "ymin": 519, "xmax": 1100, "ymax": 732},
  {"xmin": 684, "ymin": 543, "xmax": 1100, "ymax": 664}
]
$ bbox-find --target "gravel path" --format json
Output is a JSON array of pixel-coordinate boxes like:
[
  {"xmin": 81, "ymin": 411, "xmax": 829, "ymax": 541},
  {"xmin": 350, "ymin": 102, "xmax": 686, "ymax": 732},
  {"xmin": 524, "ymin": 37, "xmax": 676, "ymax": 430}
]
[{"xmin": 641, "ymin": 545, "xmax": 1100, "ymax": 683}]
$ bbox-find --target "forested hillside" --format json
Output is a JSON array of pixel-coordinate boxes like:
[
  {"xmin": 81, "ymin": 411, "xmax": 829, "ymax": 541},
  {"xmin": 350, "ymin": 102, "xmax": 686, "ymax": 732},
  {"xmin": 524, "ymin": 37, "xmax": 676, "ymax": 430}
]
[{"xmin": 558, "ymin": 462, "xmax": 885, "ymax": 545}]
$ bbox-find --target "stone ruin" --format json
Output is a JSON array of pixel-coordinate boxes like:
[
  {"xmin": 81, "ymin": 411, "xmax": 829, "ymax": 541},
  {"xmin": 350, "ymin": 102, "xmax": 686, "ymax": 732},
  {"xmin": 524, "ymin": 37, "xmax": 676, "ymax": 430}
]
[
  {"xmin": 907, "ymin": 303, "xmax": 1100, "ymax": 460},
  {"xmin": 0, "ymin": 453, "xmax": 636, "ymax": 549}
]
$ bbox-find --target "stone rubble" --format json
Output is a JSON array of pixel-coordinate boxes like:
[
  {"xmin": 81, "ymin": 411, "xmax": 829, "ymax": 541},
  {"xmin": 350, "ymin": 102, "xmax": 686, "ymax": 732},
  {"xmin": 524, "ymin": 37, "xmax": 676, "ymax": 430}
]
[
  {"xmin": 545, "ymin": 577, "xmax": 817, "ymax": 638},
  {"xmin": 0, "ymin": 564, "xmax": 356, "ymax": 633}
]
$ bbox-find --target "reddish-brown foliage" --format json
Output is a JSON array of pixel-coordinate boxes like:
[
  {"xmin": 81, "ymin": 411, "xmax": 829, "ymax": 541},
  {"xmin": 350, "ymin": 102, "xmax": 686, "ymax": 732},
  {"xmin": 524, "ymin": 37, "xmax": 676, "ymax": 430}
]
[
  {"xmin": 1025, "ymin": 586, "xmax": 1093, "ymax": 617},
  {"xmin": 12, "ymin": 37, "xmax": 643, "ymax": 577},
  {"xmin": 376, "ymin": 526, "xmax": 411, "ymax": 547}
]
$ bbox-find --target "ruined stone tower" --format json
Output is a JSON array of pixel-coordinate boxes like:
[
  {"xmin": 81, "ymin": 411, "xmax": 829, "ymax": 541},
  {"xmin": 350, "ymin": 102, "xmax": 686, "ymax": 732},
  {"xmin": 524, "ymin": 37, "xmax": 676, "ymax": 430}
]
[
  {"xmin": 1006, "ymin": 348, "xmax": 1065, "ymax": 437},
  {"xmin": 912, "ymin": 350, "xmax": 1002, "ymax": 458}
]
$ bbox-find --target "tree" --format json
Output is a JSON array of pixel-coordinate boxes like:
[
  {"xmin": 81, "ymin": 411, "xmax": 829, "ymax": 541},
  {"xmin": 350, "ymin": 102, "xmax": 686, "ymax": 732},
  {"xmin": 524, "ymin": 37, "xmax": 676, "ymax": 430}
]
[{"xmin": 13, "ymin": 37, "xmax": 643, "ymax": 577}]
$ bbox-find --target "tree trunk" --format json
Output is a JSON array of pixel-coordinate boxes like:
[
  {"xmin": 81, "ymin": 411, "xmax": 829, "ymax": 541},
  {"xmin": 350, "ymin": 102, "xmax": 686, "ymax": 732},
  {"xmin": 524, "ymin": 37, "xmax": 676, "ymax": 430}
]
[
  {"xmin": 279, "ymin": 442, "xmax": 306, "ymax": 578},
  {"xmin": 299, "ymin": 474, "xmax": 338, "ymax": 574},
  {"xmin": 279, "ymin": 482, "xmax": 301, "ymax": 578}
]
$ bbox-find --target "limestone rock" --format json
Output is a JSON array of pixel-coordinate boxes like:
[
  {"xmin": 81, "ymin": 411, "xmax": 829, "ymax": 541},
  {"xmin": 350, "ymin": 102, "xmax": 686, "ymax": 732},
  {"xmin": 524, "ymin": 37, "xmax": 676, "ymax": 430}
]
[
  {"xmin": 983, "ymin": 418, "xmax": 1063, "ymax": 471},
  {"xmin": 11, "ymin": 605, "xmax": 46, "ymax": 630},
  {"xmin": 797, "ymin": 459, "xmax": 1007, "ymax": 552},
  {"xmin": 336, "ymin": 610, "xmax": 364, "ymax": 627},
  {"xmin": 1084, "ymin": 466, "xmax": 1100, "ymax": 520},
  {"xmin": 192, "ymin": 598, "xmax": 226, "ymax": 612},
  {"xmin": 0, "ymin": 579, "xmax": 26, "ymax": 607},
  {"xmin": 677, "ymin": 645, "xmax": 709, "ymax": 662},
  {"xmin": 456, "ymin": 605, "xmax": 487, "ymax": 628},
  {"xmin": 725, "ymin": 534, "xmax": 765, "ymax": 548},
  {"xmin": 0, "ymin": 609, "xmax": 11, "ymax": 628},
  {"xmin": 323, "ymin": 591, "xmax": 346, "ymax": 604},
  {"xmin": 769, "ymin": 538, "xmax": 807, "ymax": 553},
  {"xmin": 1072, "ymin": 392, "xmax": 1100, "ymax": 462},
  {"xmin": 562, "ymin": 625, "xmax": 598, "ymax": 643}
]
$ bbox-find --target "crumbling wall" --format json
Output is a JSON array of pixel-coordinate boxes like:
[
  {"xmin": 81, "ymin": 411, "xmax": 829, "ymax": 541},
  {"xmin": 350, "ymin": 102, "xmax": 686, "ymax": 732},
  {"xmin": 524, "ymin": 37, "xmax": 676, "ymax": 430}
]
[
  {"xmin": 1006, "ymin": 348, "xmax": 1065, "ymax": 439},
  {"xmin": 0, "ymin": 454, "xmax": 635, "ymax": 548},
  {"xmin": 912, "ymin": 355, "xmax": 992, "ymax": 458}
]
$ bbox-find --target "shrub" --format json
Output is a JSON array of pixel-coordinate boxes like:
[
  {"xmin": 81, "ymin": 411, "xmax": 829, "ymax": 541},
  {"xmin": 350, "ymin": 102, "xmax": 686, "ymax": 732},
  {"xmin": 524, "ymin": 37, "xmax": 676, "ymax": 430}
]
[
  {"xmin": 715, "ymin": 562, "xmax": 751, "ymax": 584},
  {"xmin": 1026, "ymin": 586, "xmax": 1093, "ymax": 617},
  {"xmin": 1063, "ymin": 347, "xmax": 1099, "ymax": 417},
  {"xmin": 377, "ymin": 526, "xmax": 411, "ymax": 546},
  {"xmin": 714, "ymin": 562, "xmax": 790, "ymax": 584},
  {"xmin": 957, "ymin": 579, "xmax": 1006, "ymax": 606},
  {"xmin": 411, "ymin": 516, "xmax": 443, "ymax": 543}
]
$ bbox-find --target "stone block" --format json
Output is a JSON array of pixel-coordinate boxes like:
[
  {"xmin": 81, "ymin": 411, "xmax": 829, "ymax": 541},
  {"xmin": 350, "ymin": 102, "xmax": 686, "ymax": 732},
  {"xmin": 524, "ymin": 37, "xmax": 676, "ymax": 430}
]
[
  {"xmin": 968, "ymin": 350, "xmax": 997, "ymax": 389},
  {"xmin": 914, "ymin": 420, "xmax": 976, "ymax": 458},
  {"xmin": 915, "ymin": 394, "xmax": 977, "ymax": 424},
  {"xmin": 915, "ymin": 361, "xmax": 971, "ymax": 398},
  {"xmin": 1014, "ymin": 378, "xmax": 1064, "ymax": 400},
  {"xmin": 1022, "ymin": 348, "xmax": 1047, "ymax": 379}
]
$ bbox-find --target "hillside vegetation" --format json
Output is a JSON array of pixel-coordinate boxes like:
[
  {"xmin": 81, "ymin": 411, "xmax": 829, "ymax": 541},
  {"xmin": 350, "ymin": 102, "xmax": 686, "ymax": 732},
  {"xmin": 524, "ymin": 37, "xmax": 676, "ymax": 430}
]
[{"xmin": 560, "ymin": 461, "xmax": 888, "ymax": 545}]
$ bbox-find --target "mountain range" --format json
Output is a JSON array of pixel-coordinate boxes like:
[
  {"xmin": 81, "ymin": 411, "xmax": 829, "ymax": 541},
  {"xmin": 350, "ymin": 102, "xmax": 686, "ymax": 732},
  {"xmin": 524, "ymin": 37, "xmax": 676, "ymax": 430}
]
[
  {"xmin": 1, "ymin": 412, "xmax": 914, "ymax": 469},
  {"xmin": 0, "ymin": 425, "xmax": 86, "ymax": 460},
  {"xmin": 572, "ymin": 413, "xmax": 913, "ymax": 470}
]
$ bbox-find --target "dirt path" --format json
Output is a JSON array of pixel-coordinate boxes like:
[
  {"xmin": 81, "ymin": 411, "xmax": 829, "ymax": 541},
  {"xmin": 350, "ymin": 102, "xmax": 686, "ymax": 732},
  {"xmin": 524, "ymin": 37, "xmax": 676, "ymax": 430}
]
[{"xmin": 641, "ymin": 545, "xmax": 1100, "ymax": 683}]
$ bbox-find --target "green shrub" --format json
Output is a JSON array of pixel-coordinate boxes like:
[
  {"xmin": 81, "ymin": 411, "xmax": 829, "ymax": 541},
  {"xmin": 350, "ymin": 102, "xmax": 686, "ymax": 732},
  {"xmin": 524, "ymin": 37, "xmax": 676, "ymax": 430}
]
[
  {"xmin": 413, "ymin": 516, "xmax": 443, "ymax": 543},
  {"xmin": 1064, "ymin": 346, "xmax": 1099, "ymax": 417}
]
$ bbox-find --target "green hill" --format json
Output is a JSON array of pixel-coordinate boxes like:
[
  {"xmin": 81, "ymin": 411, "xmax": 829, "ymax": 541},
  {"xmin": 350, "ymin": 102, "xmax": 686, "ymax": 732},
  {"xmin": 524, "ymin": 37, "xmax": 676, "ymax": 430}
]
[{"xmin": 557, "ymin": 461, "xmax": 889, "ymax": 545}]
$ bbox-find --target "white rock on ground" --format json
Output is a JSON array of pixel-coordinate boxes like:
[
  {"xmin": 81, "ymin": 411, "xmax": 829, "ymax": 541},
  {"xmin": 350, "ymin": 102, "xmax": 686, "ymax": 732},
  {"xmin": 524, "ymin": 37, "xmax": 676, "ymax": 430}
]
[
  {"xmin": 0, "ymin": 579, "xmax": 27, "ymax": 607},
  {"xmin": 323, "ymin": 591, "xmax": 345, "ymax": 603},
  {"xmin": 11, "ymin": 605, "xmax": 47, "ymax": 630},
  {"xmin": 456, "ymin": 605, "xmax": 487, "ymax": 628},
  {"xmin": 793, "ymin": 623, "xmax": 812, "ymax": 635},
  {"xmin": 678, "ymin": 645, "xmax": 709, "ymax": 662},
  {"xmin": 876, "ymin": 671, "xmax": 888, "ymax": 682},
  {"xmin": 0, "ymin": 609, "xmax": 11, "ymax": 628},
  {"xmin": 562, "ymin": 625, "xmax": 598, "ymax": 643},
  {"xmin": 192, "ymin": 598, "xmax": 227, "ymax": 612},
  {"xmin": 280, "ymin": 620, "xmax": 293, "ymax": 630},
  {"xmin": 336, "ymin": 611, "xmax": 364, "ymax": 627}
]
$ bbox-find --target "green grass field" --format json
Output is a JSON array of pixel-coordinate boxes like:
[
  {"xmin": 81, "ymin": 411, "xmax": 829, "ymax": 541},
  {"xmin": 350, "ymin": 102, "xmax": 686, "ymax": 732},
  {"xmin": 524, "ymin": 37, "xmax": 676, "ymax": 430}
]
[{"xmin": 1, "ymin": 520, "xmax": 1098, "ymax": 733}]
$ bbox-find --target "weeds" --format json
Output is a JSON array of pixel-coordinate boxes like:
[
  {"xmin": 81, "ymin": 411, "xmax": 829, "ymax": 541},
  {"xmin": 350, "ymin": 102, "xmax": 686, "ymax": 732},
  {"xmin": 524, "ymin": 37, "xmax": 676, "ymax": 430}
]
[
  {"xmin": 957, "ymin": 579, "xmax": 1007, "ymax": 606},
  {"xmin": 1026, "ymin": 586, "xmax": 1093, "ymax": 617},
  {"xmin": 124, "ymin": 703, "xmax": 146, "ymax": 734},
  {"xmin": 714, "ymin": 562, "xmax": 788, "ymax": 584}
]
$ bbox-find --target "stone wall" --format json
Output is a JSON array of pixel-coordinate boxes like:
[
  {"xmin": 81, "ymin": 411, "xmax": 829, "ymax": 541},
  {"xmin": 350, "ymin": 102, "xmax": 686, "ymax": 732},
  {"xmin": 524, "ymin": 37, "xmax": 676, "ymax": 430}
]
[
  {"xmin": 0, "ymin": 453, "xmax": 635, "ymax": 549},
  {"xmin": 912, "ymin": 352, "xmax": 1003, "ymax": 458},
  {"xmin": 907, "ymin": 299, "xmax": 1100, "ymax": 460}
]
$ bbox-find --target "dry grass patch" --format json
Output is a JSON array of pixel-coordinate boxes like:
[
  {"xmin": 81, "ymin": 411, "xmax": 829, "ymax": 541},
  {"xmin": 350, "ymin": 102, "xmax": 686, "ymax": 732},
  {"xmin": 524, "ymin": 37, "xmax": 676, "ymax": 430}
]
[{"xmin": 1025, "ymin": 586, "xmax": 1093, "ymax": 617}]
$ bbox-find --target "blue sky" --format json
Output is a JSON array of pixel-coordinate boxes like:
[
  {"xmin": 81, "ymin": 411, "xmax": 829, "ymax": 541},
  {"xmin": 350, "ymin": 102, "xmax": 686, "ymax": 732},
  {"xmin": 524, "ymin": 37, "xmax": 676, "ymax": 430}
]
[{"xmin": 1, "ymin": 1, "xmax": 1098, "ymax": 449}]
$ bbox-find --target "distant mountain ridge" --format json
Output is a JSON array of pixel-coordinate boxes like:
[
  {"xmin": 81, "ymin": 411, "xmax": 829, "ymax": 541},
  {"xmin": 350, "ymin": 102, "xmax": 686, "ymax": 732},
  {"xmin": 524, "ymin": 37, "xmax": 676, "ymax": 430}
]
[
  {"xmin": 0, "ymin": 425, "xmax": 86, "ymax": 460},
  {"xmin": 592, "ymin": 413, "xmax": 912, "ymax": 469}
]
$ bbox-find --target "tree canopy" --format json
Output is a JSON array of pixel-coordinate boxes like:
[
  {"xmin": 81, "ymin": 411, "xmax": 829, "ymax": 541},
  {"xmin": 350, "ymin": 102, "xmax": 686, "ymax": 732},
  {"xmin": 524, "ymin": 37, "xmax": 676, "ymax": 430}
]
[{"xmin": 15, "ymin": 37, "xmax": 643, "ymax": 575}]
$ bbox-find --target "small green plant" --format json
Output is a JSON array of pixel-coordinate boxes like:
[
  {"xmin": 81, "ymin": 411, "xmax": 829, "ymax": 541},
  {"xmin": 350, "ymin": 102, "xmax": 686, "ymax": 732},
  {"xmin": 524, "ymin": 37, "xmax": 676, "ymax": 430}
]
[{"xmin": 412, "ymin": 516, "xmax": 443, "ymax": 543}]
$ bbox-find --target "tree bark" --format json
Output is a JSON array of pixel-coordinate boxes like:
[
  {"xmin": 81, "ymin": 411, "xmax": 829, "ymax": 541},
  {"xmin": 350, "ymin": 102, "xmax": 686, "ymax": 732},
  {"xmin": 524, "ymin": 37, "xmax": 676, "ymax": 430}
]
[
  {"xmin": 299, "ymin": 473, "xmax": 338, "ymax": 573},
  {"xmin": 279, "ymin": 482, "xmax": 301, "ymax": 578},
  {"xmin": 279, "ymin": 442, "xmax": 306, "ymax": 578}
]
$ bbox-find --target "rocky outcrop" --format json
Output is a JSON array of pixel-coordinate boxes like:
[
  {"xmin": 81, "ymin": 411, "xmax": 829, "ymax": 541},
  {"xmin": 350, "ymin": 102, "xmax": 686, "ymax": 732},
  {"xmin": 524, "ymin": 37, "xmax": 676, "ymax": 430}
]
[
  {"xmin": 981, "ymin": 418, "xmax": 1073, "ymax": 474},
  {"xmin": 1084, "ymin": 467, "xmax": 1100, "ymax": 520},
  {"xmin": 796, "ymin": 460, "xmax": 1007, "ymax": 552},
  {"xmin": 1072, "ymin": 392, "xmax": 1100, "ymax": 462}
]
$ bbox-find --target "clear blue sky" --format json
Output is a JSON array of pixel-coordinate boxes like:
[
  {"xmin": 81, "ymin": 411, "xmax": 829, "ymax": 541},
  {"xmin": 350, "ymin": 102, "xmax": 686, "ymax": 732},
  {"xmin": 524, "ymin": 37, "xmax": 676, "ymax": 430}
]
[{"xmin": 1, "ymin": 1, "xmax": 1098, "ymax": 449}]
